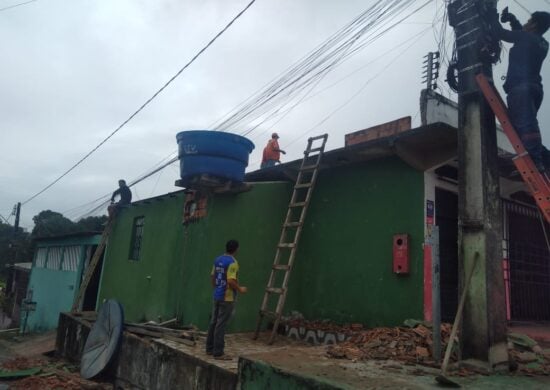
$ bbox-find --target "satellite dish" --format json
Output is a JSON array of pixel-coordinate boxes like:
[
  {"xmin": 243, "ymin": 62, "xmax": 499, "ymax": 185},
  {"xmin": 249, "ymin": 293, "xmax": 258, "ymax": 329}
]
[{"xmin": 80, "ymin": 299, "xmax": 124, "ymax": 379}]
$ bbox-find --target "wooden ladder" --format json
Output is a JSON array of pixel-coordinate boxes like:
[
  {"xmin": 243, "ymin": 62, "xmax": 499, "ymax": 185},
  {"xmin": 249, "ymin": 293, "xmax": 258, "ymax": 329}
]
[
  {"xmin": 476, "ymin": 74, "xmax": 550, "ymax": 223},
  {"xmin": 253, "ymin": 134, "xmax": 328, "ymax": 344},
  {"xmin": 71, "ymin": 218, "xmax": 114, "ymax": 312}
]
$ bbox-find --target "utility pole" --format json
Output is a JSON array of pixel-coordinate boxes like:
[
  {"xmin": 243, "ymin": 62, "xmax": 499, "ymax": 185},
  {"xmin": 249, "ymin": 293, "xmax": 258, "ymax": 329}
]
[
  {"xmin": 448, "ymin": 0, "xmax": 508, "ymax": 371},
  {"xmin": 13, "ymin": 202, "xmax": 21, "ymax": 236},
  {"xmin": 11, "ymin": 202, "xmax": 21, "ymax": 264}
]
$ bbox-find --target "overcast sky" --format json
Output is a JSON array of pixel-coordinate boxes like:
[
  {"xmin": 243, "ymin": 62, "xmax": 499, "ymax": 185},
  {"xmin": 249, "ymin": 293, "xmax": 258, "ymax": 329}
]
[{"xmin": 1, "ymin": 0, "xmax": 549, "ymax": 229}]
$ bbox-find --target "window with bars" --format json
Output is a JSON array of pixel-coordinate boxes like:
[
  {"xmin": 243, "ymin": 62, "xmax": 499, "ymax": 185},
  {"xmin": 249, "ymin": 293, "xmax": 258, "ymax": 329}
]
[{"xmin": 129, "ymin": 216, "xmax": 145, "ymax": 261}]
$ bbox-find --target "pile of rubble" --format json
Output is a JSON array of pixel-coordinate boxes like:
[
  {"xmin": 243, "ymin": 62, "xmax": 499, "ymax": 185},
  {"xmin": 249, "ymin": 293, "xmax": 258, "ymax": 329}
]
[
  {"xmin": 326, "ymin": 322, "xmax": 453, "ymax": 367},
  {"xmin": 0, "ymin": 356, "xmax": 113, "ymax": 389},
  {"xmin": 507, "ymin": 333, "xmax": 550, "ymax": 375},
  {"xmin": 324, "ymin": 322, "xmax": 550, "ymax": 376}
]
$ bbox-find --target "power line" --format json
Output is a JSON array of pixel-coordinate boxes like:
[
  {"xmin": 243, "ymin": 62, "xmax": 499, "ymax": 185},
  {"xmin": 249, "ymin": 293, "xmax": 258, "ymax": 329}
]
[
  {"xmin": 66, "ymin": 0, "xmax": 434, "ymax": 216},
  {"xmin": 248, "ymin": 26, "xmax": 430, "ymax": 170},
  {"xmin": 21, "ymin": 0, "xmax": 258, "ymax": 206},
  {"xmin": 212, "ymin": 0, "xmax": 429, "ymax": 135},
  {"xmin": 512, "ymin": 0, "xmax": 531, "ymax": 16},
  {"xmin": 0, "ymin": 0, "xmax": 37, "ymax": 13},
  {"xmin": 247, "ymin": 26, "xmax": 432, "ymax": 144},
  {"xmin": 230, "ymin": 0, "xmax": 431, "ymax": 140},
  {"xmin": 64, "ymin": 151, "xmax": 180, "ymax": 220}
]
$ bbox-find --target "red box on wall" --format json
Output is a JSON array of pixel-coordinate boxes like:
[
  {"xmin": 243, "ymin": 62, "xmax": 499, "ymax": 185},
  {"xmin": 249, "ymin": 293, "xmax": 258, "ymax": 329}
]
[{"xmin": 393, "ymin": 234, "xmax": 410, "ymax": 274}]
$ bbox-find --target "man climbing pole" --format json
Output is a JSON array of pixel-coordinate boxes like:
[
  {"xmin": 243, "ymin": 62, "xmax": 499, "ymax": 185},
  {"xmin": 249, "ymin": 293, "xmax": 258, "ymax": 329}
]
[
  {"xmin": 493, "ymin": 7, "xmax": 550, "ymax": 172},
  {"xmin": 108, "ymin": 179, "xmax": 132, "ymax": 217}
]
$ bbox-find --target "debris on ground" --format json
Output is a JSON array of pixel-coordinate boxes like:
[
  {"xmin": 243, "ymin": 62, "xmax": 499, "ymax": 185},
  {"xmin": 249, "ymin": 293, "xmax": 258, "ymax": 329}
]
[
  {"xmin": 1, "ymin": 357, "xmax": 48, "ymax": 371},
  {"xmin": 125, "ymin": 322, "xmax": 198, "ymax": 346},
  {"xmin": 0, "ymin": 356, "xmax": 112, "ymax": 389},
  {"xmin": 326, "ymin": 323, "xmax": 453, "ymax": 367},
  {"xmin": 323, "ymin": 320, "xmax": 550, "ymax": 376}
]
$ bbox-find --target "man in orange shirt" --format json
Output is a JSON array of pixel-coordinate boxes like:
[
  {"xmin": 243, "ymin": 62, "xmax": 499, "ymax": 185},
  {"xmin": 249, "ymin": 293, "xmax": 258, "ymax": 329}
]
[{"xmin": 261, "ymin": 133, "xmax": 286, "ymax": 168}]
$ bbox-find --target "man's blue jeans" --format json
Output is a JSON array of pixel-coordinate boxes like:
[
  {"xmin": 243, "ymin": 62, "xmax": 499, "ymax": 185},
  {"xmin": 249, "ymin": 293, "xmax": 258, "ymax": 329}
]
[
  {"xmin": 205, "ymin": 300, "xmax": 235, "ymax": 357},
  {"xmin": 260, "ymin": 159, "xmax": 277, "ymax": 169},
  {"xmin": 506, "ymin": 83, "xmax": 544, "ymax": 165}
]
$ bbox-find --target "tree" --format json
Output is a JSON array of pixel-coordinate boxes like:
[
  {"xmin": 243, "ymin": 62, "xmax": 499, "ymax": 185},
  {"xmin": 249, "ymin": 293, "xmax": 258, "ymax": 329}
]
[
  {"xmin": 0, "ymin": 221, "xmax": 32, "ymax": 268},
  {"xmin": 31, "ymin": 210, "xmax": 76, "ymax": 238},
  {"xmin": 75, "ymin": 215, "xmax": 108, "ymax": 232}
]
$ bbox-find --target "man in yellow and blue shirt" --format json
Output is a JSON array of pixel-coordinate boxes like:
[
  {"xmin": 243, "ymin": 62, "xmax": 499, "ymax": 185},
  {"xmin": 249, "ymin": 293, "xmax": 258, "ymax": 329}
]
[{"xmin": 206, "ymin": 240, "xmax": 247, "ymax": 359}]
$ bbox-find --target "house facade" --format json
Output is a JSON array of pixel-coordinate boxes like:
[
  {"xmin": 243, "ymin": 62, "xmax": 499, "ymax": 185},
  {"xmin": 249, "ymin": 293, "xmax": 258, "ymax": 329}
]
[
  {"xmin": 91, "ymin": 90, "xmax": 550, "ymax": 333},
  {"xmin": 24, "ymin": 232, "xmax": 101, "ymax": 332}
]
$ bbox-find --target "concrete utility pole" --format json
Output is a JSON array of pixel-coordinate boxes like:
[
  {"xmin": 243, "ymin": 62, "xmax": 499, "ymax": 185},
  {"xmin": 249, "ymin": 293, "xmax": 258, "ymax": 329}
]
[
  {"xmin": 13, "ymin": 202, "xmax": 21, "ymax": 236},
  {"xmin": 11, "ymin": 202, "xmax": 21, "ymax": 264},
  {"xmin": 448, "ymin": 0, "xmax": 508, "ymax": 370}
]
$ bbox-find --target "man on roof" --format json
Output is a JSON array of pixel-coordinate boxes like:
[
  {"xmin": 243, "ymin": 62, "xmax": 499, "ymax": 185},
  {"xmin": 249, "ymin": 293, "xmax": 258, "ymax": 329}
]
[
  {"xmin": 108, "ymin": 179, "xmax": 132, "ymax": 217},
  {"xmin": 494, "ymin": 7, "xmax": 550, "ymax": 172},
  {"xmin": 261, "ymin": 132, "xmax": 286, "ymax": 169}
]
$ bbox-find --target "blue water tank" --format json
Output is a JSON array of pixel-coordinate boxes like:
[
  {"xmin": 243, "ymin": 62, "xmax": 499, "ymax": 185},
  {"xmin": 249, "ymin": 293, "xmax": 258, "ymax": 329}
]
[{"xmin": 176, "ymin": 130, "xmax": 255, "ymax": 187}]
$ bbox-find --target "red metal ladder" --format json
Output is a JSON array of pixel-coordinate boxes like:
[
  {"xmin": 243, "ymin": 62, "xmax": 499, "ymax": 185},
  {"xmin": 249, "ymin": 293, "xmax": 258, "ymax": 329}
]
[{"xmin": 476, "ymin": 73, "xmax": 550, "ymax": 224}]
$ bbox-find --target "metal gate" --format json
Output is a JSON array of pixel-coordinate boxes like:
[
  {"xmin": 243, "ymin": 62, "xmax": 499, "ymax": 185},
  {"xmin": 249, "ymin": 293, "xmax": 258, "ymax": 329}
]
[{"xmin": 503, "ymin": 200, "xmax": 550, "ymax": 321}]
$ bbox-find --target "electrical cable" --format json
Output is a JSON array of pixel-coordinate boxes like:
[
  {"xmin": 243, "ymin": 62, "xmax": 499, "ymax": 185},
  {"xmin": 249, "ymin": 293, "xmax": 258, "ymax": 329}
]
[
  {"xmin": 248, "ymin": 26, "xmax": 432, "ymax": 144},
  {"xmin": 286, "ymin": 28, "xmax": 429, "ymax": 148},
  {"xmin": 248, "ymin": 28, "xmax": 429, "ymax": 169},
  {"xmin": 21, "ymin": 0, "xmax": 258, "ymax": 206},
  {"xmin": 512, "ymin": 0, "xmax": 531, "ymax": 16},
  {"xmin": 210, "ymin": 0, "xmax": 405, "ymax": 131},
  {"xmin": 67, "ymin": 0, "xmax": 435, "ymax": 218},
  {"xmin": 0, "ymin": 0, "xmax": 37, "ymax": 13},
  {"xmin": 213, "ymin": 0, "xmax": 433, "ymax": 138}
]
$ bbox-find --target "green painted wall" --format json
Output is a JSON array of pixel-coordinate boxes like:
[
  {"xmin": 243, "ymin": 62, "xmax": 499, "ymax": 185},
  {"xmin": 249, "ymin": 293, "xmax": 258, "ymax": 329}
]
[
  {"xmin": 98, "ymin": 156, "xmax": 424, "ymax": 331},
  {"xmin": 178, "ymin": 182, "xmax": 292, "ymax": 332},
  {"xmin": 287, "ymin": 158, "xmax": 425, "ymax": 327},
  {"xmin": 25, "ymin": 234, "xmax": 101, "ymax": 332},
  {"xmin": 98, "ymin": 193, "xmax": 187, "ymax": 323},
  {"xmin": 98, "ymin": 184, "xmax": 292, "ymax": 328}
]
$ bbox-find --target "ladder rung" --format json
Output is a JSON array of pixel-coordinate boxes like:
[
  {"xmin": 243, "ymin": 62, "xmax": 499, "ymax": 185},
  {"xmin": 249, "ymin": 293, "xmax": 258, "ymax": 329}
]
[
  {"xmin": 260, "ymin": 310, "xmax": 279, "ymax": 318},
  {"xmin": 295, "ymin": 183, "xmax": 312, "ymax": 189},
  {"xmin": 273, "ymin": 264, "xmax": 290, "ymax": 270},
  {"xmin": 266, "ymin": 287, "xmax": 284, "ymax": 294},
  {"xmin": 306, "ymin": 147, "xmax": 323, "ymax": 153},
  {"xmin": 289, "ymin": 202, "xmax": 306, "ymax": 207},
  {"xmin": 284, "ymin": 222, "xmax": 302, "ymax": 227},
  {"xmin": 278, "ymin": 243, "xmax": 295, "ymax": 248},
  {"xmin": 309, "ymin": 134, "xmax": 328, "ymax": 141},
  {"xmin": 300, "ymin": 164, "xmax": 318, "ymax": 172}
]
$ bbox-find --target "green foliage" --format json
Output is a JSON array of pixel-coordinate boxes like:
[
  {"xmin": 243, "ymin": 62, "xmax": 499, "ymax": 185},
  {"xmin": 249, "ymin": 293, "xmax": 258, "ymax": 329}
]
[
  {"xmin": 75, "ymin": 215, "xmax": 108, "ymax": 232},
  {"xmin": 31, "ymin": 210, "xmax": 107, "ymax": 238},
  {"xmin": 31, "ymin": 210, "xmax": 76, "ymax": 238},
  {"xmin": 0, "ymin": 221, "xmax": 32, "ymax": 268},
  {"xmin": 0, "ymin": 211, "xmax": 107, "ymax": 271}
]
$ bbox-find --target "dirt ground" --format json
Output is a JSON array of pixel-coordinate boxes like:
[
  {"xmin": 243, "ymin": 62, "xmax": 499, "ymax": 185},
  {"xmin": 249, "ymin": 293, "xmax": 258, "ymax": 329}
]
[{"xmin": 242, "ymin": 344, "xmax": 550, "ymax": 389}]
